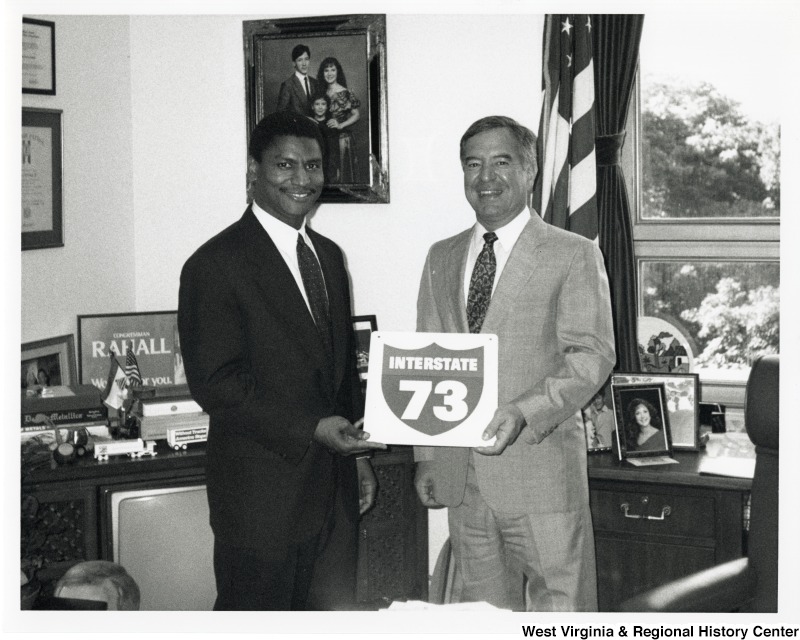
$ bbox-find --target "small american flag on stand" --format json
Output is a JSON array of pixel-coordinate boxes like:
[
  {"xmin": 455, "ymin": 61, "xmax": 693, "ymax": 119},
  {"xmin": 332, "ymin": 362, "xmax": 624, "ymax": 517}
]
[
  {"xmin": 532, "ymin": 14, "xmax": 598, "ymax": 241},
  {"xmin": 125, "ymin": 347, "xmax": 143, "ymax": 387}
]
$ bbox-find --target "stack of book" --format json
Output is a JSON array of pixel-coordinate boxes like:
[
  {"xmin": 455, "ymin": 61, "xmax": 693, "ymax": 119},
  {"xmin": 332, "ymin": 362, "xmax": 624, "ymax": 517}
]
[
  {"xmin": 22, "ymin": 385, "xmax": 108, "ymax": 436},
  {"xmin": 139, "ymin": 392, "xmax": 208, "ymax": 441}
]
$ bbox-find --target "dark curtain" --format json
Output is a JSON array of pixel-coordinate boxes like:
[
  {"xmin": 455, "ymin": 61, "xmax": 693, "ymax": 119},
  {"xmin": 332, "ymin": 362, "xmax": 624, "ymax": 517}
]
[{"xmin": 592, "ymin": 14, "xmax": 644, "ymax": 372}]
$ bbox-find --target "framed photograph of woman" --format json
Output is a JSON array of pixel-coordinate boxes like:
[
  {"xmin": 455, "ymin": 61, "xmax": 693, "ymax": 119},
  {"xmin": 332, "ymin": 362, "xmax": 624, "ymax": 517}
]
[
  {"xmin": 243, "ymin": 14, "xmax": 389, "ymax": 204},
  {"xmin": 612, "ymin": 372, "xmax": 700, "ymax": 450},
  {"xmin": 611, "ymin": 383, "xmax": 673, "ymax": 461},
  {"xmin": 21, "ymin": 334, "xmax": 76, "ymax": 391}
]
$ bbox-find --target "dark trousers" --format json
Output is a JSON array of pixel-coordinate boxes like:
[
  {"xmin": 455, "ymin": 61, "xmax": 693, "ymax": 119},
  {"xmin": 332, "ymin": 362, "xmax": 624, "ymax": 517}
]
[{"xmin": 212, "ymin": 487, "xmax": 358, "ymax": 611}]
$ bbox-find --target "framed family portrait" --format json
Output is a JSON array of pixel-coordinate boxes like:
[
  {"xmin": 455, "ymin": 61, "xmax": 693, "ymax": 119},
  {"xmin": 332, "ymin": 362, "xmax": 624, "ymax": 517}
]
[
  {"xmin": 243, "ymin": 14, "xmax": 389, "ymax": 203},
  {"xmin": 21, "ymin": 334, "xmax": 76, "ymax": 390},
  {"xmin": 611, "ymin": 382, "xmax": 673, "ymax": 461},
  {"xmin": 22, "ymin": 108, "xmax": 63, "ymax": 250},
  {"xmin": 352, "ymin": 314, "xmax": 377, "ymax": 390},
  {"xmin": 78, "ymin": 311, "xmax": 185, "ymax": 390},
  {"xmin": 613, "ymin": 372, "xmax": 700, "ymax": 450}
]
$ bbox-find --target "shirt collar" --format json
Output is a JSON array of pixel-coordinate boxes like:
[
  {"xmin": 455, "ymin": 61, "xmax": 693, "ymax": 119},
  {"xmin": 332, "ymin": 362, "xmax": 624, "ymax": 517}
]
[
  {"xmin": 295, "ymin": 70, "xmax": 309, "ymax": 82},
  {"xmin": 251, "ymin": 200, "xmax": 309, "ymax": 250},
  {"xmin": 472, "ymin": 208, "xmax": 531, "ymax": 252}
]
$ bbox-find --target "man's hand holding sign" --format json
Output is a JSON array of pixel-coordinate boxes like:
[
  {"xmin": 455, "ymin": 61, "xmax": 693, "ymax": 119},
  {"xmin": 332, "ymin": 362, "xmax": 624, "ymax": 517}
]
[{"xmin": 474, "ymin": 402, "xmax": 526, "ymax": 456}]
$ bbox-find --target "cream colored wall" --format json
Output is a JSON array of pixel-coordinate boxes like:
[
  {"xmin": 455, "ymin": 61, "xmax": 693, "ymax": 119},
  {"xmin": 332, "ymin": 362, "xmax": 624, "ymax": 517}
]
[
  {"xmin": 21, "ymin": 15, "xmax": 135, "ymax": 343},
  {"xmin": 19, "ymin": 12, "xmax": 543, "ymax": 578},
  {"xmin": 128, "ymin": 14, "xmax": 543, "ymax": 329}
]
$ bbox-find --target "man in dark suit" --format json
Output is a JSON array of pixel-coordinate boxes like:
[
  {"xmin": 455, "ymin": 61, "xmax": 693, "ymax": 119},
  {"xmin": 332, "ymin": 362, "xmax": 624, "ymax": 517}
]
[
  {"xmin": 276, "ymin": 44, "xmax": 318, "ymax": 116},
  {"xmin": 178, "ymin": 111, "xmax": 385, "ymax": 610}
]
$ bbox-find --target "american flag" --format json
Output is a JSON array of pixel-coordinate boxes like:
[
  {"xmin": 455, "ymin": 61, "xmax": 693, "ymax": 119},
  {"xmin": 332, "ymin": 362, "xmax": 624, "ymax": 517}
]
[
  {"xmin": 532, "ymin": 15, "xmax": 598, "ymax": 240},
  {"xmin": 125, "ymin": 347, "xmax": 143, "ymax": 386}
]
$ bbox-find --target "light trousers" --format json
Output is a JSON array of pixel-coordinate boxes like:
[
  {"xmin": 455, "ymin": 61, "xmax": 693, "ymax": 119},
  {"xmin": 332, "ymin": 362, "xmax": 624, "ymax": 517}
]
[{"xmin": 447, "ymin": 456, "xmax": 598, "ymax": 611}]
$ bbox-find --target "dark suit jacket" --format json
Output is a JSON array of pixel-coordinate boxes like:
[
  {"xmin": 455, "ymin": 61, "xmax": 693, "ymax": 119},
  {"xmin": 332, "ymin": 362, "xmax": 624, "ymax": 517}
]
[
  {"xmin": 276, "ymin": 74, "xmax": 318, "ymax": 115},
  {"xmin": 178, "ymin": 207, "xmax": 363, "ymax": 554}
]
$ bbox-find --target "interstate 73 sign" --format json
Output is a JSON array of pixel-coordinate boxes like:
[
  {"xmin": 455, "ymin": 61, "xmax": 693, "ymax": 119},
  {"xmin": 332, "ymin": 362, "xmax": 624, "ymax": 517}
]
[{"xmin": 363, "ymin": 332, "xmax": 498, "ymax": 447}]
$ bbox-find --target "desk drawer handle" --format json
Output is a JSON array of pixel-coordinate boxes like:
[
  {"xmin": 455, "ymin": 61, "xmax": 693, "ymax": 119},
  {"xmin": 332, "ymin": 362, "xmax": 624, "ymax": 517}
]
[{"xmin": 620, "ymin": 502, "xmax": 672, "ymax": 520}]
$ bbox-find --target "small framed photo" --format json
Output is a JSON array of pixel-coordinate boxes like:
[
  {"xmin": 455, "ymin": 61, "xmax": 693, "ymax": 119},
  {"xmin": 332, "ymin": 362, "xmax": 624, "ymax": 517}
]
[
  {"xmin": 22, "ymin": 18, "xmax": 56, "ymax": 95},
  {"xmin": 611, "ymin": 382, "xmax": 672, "ymax": 460},
  {"xmin": 22, "ymin": 334, "xmax": 76, "ymax": 390},
  {"xmin": 613, "ymin": 372, "xmax": 700, "ymax": 450},
  {"xmin": 78, "ymin": 311, "xmax": 184, "ymax": 390},
  {"xmin": 581, "ymin": 379, "xmax": 614, "ymax": 452},
  {"xmin": 22, "ymin": 108, "xmax": 63, "ymax": 250},
  {"xmin": 243, "ymin": 14, "xmax": 389, "ymax": 203},
  {"xmin": 352, "ymin": 314, "xmax": 377, "ymax": 389}
]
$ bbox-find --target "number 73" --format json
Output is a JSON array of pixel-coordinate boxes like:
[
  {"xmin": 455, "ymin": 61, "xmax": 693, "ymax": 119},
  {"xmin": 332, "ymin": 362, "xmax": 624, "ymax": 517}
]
[{"xmin": 399, "ymin": 380, "xmax": 468, "ymax": 422}]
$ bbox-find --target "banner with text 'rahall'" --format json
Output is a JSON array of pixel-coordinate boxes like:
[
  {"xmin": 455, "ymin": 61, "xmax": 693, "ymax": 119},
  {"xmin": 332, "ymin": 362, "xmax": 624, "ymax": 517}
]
[{"xmin": 364, "ymin": 332, "xmax": 498, "ymax": 447}]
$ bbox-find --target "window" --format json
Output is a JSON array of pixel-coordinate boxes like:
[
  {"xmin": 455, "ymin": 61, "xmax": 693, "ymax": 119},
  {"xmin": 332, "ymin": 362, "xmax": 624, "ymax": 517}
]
[{"xmin": 625, "ymin": 13, "xmax": 780, "ymax": 404}]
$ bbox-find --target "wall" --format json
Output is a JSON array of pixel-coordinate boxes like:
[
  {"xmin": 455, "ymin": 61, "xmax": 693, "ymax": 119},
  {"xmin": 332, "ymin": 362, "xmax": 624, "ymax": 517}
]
[
  {"xmin": 128, "ymin": 14, "xmax": 542, "ymax": 328},
  {"xmin": 19, "ymin": 12, "xmax": 543, "ymax": 576},
  {"xmin": 21, "ymin": 15, "xmax": 135, "ymax": 343}
]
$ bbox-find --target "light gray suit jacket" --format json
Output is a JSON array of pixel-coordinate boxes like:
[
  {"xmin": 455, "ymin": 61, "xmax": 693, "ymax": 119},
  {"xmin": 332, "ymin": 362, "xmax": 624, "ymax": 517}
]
[{"xmin": 415, "ymin": 212, "xmax": 616, "ymax": 514}]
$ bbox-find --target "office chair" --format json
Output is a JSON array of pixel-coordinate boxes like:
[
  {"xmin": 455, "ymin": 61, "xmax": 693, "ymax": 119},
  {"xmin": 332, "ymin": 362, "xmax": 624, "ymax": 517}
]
[{"xmin": 619, "ymin": 354, "xmax": 779, "ymax": 613}]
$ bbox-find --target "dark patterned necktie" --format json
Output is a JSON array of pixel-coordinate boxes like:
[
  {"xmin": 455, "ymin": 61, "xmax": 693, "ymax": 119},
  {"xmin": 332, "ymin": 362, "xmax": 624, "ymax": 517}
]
[
  {"xmin": 304, "ymin": 76, "xmax": 311, "ymax": 97},
  {"xmin": 297, "ymin": 234, "xmax": 333, "ymax": 364},
  {"xmin": 466, "ymin": 232, "xmax": 498, "ymax": 334}
]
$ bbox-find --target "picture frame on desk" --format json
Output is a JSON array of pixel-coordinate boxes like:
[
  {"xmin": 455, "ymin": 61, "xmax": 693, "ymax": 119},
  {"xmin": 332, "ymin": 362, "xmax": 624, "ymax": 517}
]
[
  {"xmin": 581, "ymin": 378, "xmax": 613, "ymax": 453},
  {"xmin": 612, "ymin": 372, "xmax": 700, "ymax": 450},
  {"xmin": 22, "ymin": 108, "xmax": 63, "ymax": 250},
  {"xmin": 243, "ymin": 14, "xmax": 389, "ymax": 203},
  {"xmin": 352, "ymin": 315, "xmax": 377, "ymax": 391},
  {"xmin": 78, "ymin": 311, "xmax": 184, "ymax": 390},
  {"xmin": 611, "ymin": 382, "xmax": 673, "ymax": 461},
  {"xmin": 21, "ymin": 334, "xmax": 76, "ymax": 390}
]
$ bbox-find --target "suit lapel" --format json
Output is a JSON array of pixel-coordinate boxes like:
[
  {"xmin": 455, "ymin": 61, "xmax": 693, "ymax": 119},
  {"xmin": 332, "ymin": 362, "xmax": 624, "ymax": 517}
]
[
  {"xmin": 239, "ymin": 209, "xmax": 330, "ymax": 375},
  {"xmin": 481, "ymin": 215, "xmax": 549, "ymax": 332},
  {"xmin": 444, "ymin": 232, "xmax": 471, "ymax": 333}
]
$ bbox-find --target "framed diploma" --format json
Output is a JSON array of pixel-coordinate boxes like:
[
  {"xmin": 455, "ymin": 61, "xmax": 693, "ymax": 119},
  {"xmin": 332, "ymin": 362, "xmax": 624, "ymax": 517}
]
[
  {"xmin": 22, "ymin": 18, "xmax": 56, "ymax": 95},
  {"xmin": 22, "ymin": 108, "xmax": 63, "ymax": 250},
  {"xmin": 364, "ymin": 332, "xmax": 498, "ymax": 447}
]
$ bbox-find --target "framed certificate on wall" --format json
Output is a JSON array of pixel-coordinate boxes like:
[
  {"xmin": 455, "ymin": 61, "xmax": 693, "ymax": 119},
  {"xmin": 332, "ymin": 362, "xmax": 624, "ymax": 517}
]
[
  {"xmin": 22, "ymin": 108, "xmax": 63, "ymax": 250},
  {"xmin": 22, "ymin": 17, "xmax": 56, "ymax": 95}
]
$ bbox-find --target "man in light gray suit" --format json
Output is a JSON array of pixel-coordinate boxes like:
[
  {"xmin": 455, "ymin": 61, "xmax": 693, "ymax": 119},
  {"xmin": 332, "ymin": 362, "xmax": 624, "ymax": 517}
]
[{"xmin": 414, "ymin": 116, "xmax": 615, "ymax": 611}]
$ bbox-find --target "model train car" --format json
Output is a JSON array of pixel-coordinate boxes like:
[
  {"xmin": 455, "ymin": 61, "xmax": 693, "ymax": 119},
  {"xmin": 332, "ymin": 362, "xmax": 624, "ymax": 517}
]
[
  {"xmin": 166, "ymin": 425, "xmax": 208, "ymax": 450},
  {"xmin": 94, "ymin": 438, "xmax": 157, "ymax": 461}
]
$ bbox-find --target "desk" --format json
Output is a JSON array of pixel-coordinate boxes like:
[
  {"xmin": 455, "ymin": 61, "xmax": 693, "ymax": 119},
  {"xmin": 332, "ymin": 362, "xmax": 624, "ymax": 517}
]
[
  {"xmin": 587, "ymin": 451, "xmax": 752, "ymax": 611},
  {"xmin": 21, "ymin": 443, "xmax": 427, "ymax": 608}
]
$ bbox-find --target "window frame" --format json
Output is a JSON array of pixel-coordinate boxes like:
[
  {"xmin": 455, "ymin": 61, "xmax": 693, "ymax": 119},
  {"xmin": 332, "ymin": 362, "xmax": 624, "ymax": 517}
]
[{"xmin": 623, "ymin": 75, "xmax": 780, "ymax": 408}]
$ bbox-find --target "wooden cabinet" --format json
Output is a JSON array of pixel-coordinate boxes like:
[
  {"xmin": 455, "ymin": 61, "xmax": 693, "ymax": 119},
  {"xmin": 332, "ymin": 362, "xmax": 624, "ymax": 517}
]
[
  {"xmin": 21, "ymin": 444, "xmax": 427, "ymax": 608},
  {"xmin": 357, "ymin": 446, "xmax": 428, "ymax": 604},
  {"xmin": 588, "ymin": 452, "xmax": 750, "ymax": 611}
]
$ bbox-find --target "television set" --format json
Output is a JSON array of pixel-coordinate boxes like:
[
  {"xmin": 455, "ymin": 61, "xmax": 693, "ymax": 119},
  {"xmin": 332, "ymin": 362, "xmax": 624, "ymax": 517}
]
[{"xmin": 106, "ymin": 483, "xmax": 216, "ymax": 610}]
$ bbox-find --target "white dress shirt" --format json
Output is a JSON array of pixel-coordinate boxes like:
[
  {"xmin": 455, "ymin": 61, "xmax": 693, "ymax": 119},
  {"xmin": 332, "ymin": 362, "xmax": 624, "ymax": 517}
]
[
  {"xmin": 251, "ymin": 201, "xmax": 326, "ymax": 315},
  {"xmin": 295, "ymin": 71, "xmax": 310, "ymax": 95},
  {"xmin": 463, "ymin": 208, "xmax": 531, "ymax": 305}
]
